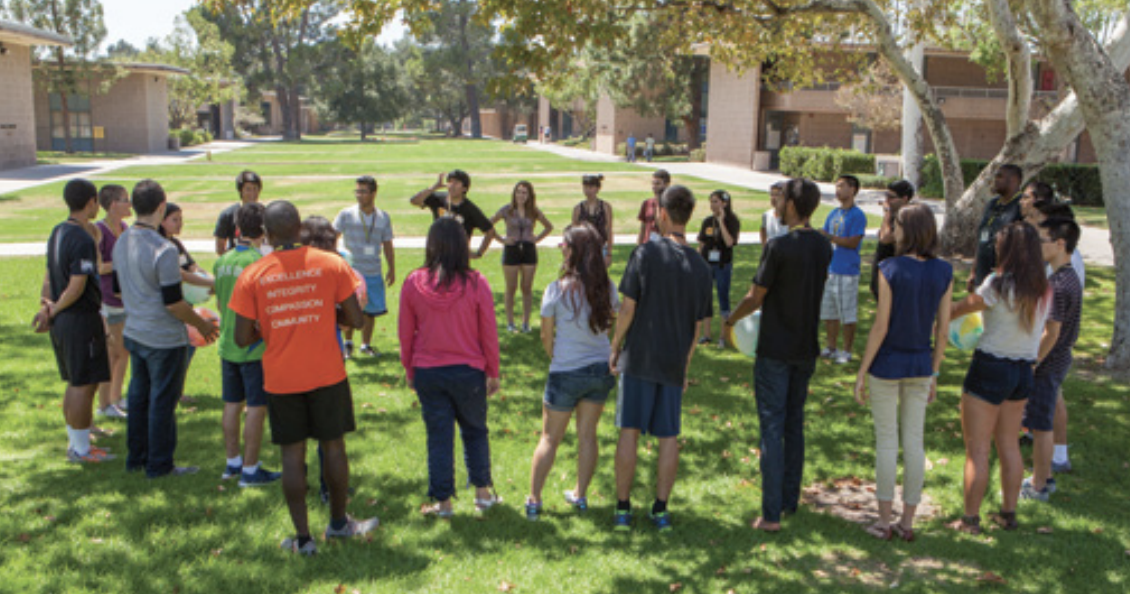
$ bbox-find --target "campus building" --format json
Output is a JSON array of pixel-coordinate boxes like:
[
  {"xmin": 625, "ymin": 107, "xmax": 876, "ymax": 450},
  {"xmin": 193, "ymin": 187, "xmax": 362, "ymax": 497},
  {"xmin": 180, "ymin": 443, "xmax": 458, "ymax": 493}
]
[
  {"xmin": 0, "ymin": 20, "xmax": 70, "ymax": 170},
  {"xmin": 256, "ymin": 90, "xmax": 320, "ymax": 136},
  {"xmin": 31, "ymin": 62, "xmax": 188, "ymax": 154}
]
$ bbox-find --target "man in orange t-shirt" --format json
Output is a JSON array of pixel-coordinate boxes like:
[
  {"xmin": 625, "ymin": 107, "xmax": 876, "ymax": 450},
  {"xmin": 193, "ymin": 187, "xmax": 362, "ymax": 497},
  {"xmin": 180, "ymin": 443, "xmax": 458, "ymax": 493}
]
[{"xmin": 229, "ymin": 201, "xmax": 375, "ymax": 555}]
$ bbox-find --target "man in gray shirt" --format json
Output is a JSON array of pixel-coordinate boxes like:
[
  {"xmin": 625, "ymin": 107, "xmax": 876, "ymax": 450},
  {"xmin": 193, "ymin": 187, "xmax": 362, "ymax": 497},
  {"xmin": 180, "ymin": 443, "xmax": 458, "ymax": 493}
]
[
  {"xmin": 333, "ymin": 175, "xmax": 395, "ymax": 358},
  {"xmin": 113, "ymin": 179, "xmax": 218, "ymax": 478}
]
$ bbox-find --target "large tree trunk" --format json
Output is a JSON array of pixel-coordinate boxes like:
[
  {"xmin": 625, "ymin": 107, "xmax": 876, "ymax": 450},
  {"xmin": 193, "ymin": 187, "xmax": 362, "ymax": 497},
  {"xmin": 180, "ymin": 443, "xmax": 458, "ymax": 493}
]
[
  {"xmin": 288, "ymin": 85, "xmax": 302, "ymax": 140},
  {"xmin": 900, "ymin": 41, "xmax": 925, "ymax": 187},
  {"xmin": 684, "ymin": 57, "xmax": 707, "ymax": 150},
  {"xmin": 1029, "ymin": 1, "xmax": 1130, "ymax": 371}
]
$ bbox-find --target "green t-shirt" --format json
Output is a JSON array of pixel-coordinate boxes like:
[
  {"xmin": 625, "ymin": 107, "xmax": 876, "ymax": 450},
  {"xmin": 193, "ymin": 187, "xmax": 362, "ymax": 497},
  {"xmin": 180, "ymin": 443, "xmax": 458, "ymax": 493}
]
[{"xmin": 214, "ymin": 245, "xmax": 265, "ymax": 363}]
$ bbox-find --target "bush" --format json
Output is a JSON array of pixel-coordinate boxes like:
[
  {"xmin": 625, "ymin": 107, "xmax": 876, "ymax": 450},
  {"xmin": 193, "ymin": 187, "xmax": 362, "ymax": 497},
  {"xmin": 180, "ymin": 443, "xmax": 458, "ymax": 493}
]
[
  {"xmin": 918, "ymin": 155, "xmax": 988, "ymax": 198},
  {"xmin": 689, "ymin": 148, "xmax": 706, "ymax": 162},
  {"xmin": 857, "ymin": 174, "xmax": 898, "ymax": 189},
  {"xmin": 918, "ymin": 155, "xmax": 1105, "ymax": 206},
  {"xmin": 177, "ymin": 128, "xmax": 196, "ymax": 147},
  {"xmin": 779, "ymin": 146, "xmax": 875, "ymax": 181}
]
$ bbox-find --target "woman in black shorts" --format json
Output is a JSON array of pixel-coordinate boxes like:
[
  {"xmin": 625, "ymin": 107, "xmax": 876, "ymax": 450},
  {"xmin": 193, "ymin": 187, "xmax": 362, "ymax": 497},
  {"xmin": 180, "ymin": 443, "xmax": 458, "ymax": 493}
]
[
  {"xmin": 572, "ymin": 174, "xmax": 613, "ymax": 267},
  {"xmin": 491, "ymin": 181, "xmax": 554, "ymax": 333}
]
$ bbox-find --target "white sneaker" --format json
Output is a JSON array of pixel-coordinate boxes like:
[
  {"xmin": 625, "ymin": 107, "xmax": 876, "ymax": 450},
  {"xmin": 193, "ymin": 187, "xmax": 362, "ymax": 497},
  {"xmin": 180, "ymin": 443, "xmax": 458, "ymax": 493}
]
[
  {"xmin": 97, "ymin": 404, "xmax": 128, "ymax": 419},
  {"xmin": 834, "ymin": 351, "xmax": 852, "ymax": 365},
  {"xmin": 820, "ymin": 347, "xmax": 836, "ymax": 359}
]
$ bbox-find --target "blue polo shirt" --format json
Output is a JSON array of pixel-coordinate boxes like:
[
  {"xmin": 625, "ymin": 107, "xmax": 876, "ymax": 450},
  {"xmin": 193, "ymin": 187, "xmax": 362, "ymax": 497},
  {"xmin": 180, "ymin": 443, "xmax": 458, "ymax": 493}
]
[{"xmin": 823, "ymin": 204, "xmax": 867, "ymax": 276}]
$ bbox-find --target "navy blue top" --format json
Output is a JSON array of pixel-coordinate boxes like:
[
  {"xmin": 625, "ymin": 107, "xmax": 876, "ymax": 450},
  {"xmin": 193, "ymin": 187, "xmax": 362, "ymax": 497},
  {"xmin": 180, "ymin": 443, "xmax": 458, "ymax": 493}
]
[{"xmin": 869, "ymin": 256, "xmax": 953, "ymax": 379}]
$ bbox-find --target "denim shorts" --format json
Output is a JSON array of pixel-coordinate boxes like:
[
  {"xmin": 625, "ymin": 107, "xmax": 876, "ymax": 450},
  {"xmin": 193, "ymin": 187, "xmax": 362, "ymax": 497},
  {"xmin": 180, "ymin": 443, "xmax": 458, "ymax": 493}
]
[
  {"xmin": 1024, "ymin": 366, "xmax": 1068, "ymax": 432},
  {"xmin": 544, "ymin": 362, "xmax": 615, "ymax": 412},
  {"xmin": 963, "ymin": 350, "xmax": 1033, "ymax": 406},
  {"xmin": 221, "ymin": 359, "xmax": 267, "ymax": 407},
  {"xmin": 615, "ymin": 374, "xmax": 683, "ymax": 438}
]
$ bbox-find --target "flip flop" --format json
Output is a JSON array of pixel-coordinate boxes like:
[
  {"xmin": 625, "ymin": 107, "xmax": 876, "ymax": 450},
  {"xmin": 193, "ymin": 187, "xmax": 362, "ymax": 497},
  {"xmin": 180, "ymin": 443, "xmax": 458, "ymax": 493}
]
[
  {"xmin": 420, "ymin": 502, "xmax": 454, "ymax": 519},
  {"xmin": 892, "ymin": 523, "xmax": 916, "ymax": 542},
  {"xmin": 864, "ymin": 523, "xmax": 893, "ymax": 541}
]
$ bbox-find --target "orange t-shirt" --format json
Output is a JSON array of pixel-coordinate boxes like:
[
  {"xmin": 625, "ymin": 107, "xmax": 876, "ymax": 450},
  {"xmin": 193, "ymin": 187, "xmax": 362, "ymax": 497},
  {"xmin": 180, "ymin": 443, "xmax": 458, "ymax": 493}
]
[{"xmin": 228, "ymin": 246, "xmax": 359, "ymax": 394}]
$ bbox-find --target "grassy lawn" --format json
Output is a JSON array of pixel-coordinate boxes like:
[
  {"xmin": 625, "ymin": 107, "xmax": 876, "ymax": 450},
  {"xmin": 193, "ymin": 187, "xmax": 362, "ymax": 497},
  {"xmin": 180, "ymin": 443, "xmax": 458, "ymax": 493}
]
[
  {"xmin": 1072, "ymin": 206, "xmax": 1109, "ymax": 230},
  {"xmin": 0, "ymin": 137, "xmax": 883, "ymax": 243},
  {"xmin": 1, "ymin": 241, "xmax": 1127, "ymax": 593}
]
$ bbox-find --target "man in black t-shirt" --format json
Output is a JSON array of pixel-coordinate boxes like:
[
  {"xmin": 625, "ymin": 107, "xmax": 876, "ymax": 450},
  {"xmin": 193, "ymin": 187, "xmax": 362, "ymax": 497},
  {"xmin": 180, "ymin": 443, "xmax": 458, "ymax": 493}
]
[
  {"xmin": 214, "ymin": 170, "xmax": 262, "ymax": 256},
  {"xmin": 609, "ymin": 185, "xmax": 713, "ymax": 533},
  {"xmin": 33, "ymin": 179, "xmax": 113, "ymax": 464},
  {"xmin": 869, "ymin": 180, "xmax": 914, "ymax": 299},
  {"xmin": 409, "ymin": 169, "xmax": 496, "ymax": 259},
  {"xmin": 970, "ymin": 164, "xmax": 1023, "ymax": 291},
  {"xmin": 725, "ymin": 178, "xmax": 832, "ymax": 533}
]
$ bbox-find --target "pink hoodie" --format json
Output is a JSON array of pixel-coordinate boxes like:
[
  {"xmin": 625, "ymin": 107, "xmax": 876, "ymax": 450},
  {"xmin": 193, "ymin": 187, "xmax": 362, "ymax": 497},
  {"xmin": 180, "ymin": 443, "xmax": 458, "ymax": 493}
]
[{"xmin": 399, "ymin": 268, "xmax": 500, "ymax": 381}]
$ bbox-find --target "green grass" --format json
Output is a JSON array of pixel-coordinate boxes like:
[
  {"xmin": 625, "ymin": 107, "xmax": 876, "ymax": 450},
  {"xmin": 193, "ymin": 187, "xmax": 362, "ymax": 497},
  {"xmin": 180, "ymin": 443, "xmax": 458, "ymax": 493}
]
[
  {"xmin": 1073, "ymin": 206, "xmax": 1109, "ymax": 230},
  {"xmin": 0, "ymin": 136, "xmax": 882, "ymax": 242},
  {"xmin": 1, "ymin": 244, "xmax": 1127, "ymax": 593}
]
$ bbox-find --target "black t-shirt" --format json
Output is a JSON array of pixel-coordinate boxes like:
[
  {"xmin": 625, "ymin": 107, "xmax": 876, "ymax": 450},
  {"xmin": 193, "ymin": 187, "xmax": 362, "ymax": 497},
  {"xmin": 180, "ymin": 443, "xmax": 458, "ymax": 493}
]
[
  {"xmin": 697, "ymin": 215, "xmax": 742, "ymax": 266},
  {"xmin": 973, "ymin": 194, "xmax": 1022, "ymax": 285},
  {"xmin": 46, "ymin": 221, "xmax": 102, "ymax": 315},
  {"xmin": 423, "ymin": 193, "xmax": 493, "ymax": 238},
  {"xmin": 870, "ymin": 213, "xmax": 898, "ymax": 298},
  {"xmin": 754, "ymin": 229, "xmax": 833, "ymax": 361},
  {"xmin": 213, "ymin": 203, "xmax": 243, "ymax": 250},
  {"xmin": 619, "ymin": 238, "xmax": 713, "ymax": 387}
]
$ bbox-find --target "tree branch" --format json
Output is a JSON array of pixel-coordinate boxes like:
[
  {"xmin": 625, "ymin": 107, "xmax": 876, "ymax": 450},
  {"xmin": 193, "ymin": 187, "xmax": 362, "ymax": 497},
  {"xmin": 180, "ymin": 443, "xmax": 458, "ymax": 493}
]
[{"xmin": 986, "ymin": 0, "xmax": 1032, "ymax": 137}]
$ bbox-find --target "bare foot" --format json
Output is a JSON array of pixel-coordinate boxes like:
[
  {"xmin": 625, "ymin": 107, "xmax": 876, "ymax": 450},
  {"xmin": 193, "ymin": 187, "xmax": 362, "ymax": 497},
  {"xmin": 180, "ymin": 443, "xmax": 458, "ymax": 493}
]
[{"xmin": 751, "ymin": 517, "xmax": 781, "ymax": 532}]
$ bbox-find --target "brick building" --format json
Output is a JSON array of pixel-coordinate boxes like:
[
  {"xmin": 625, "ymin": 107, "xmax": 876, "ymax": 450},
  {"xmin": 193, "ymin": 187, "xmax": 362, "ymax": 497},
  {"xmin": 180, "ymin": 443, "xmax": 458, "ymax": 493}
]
[
  {"xmin": 0, "ymin": 20, "xmax": 70, "ymax": 170},
  {"xmin": 32, "ymin": 62, "xmax": 188, "ymax": 154}
]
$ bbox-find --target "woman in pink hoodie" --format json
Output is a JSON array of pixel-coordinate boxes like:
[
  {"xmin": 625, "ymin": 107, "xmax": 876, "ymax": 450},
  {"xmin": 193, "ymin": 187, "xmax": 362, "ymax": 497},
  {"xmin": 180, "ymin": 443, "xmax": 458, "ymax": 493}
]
[{"xmin": 400, "ymin": 218, "xmax": 502, "ymax": 518}]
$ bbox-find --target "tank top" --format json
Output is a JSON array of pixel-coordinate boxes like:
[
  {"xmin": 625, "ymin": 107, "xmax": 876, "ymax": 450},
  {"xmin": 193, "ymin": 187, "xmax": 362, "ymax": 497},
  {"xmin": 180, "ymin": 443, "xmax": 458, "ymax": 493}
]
[{"xmin": 576, "ymin": 199, "xmax": 609, "ymax": 241}]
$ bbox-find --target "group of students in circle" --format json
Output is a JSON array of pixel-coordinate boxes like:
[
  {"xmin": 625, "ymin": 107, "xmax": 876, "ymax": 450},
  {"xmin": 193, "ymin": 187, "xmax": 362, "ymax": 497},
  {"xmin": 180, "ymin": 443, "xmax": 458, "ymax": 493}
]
[{"xmin": 34, "ymin": 161, "xmax": 1083, "ymax": 554}]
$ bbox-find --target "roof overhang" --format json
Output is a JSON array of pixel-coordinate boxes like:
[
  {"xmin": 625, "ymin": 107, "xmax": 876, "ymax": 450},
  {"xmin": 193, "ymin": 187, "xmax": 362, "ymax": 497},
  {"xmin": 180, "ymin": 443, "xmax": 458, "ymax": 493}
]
[{"xmin": 0, "ymin": 19, "xmax": 72, "ymax": 47}]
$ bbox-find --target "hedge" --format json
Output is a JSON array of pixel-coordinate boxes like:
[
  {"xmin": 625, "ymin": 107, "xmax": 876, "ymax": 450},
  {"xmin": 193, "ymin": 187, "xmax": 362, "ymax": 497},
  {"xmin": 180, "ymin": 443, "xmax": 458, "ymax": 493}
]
[
  {"xmin": 779, "ymin": 146, "xmax": 876, "ymax": 181},
  {"xmin": 616, "ymin": 141, "xmax": 689, "ymax": 158},
  {"xmin": 857, "ymin": 174, "xmax": 899, "ymax": 189},
  {"xmin": 171, "ymin": 128, "xmax": 214, "ymax": 148},
  {"xmin": 919, "ymin": 155, "xmax": 1105, "ymax": 207}
]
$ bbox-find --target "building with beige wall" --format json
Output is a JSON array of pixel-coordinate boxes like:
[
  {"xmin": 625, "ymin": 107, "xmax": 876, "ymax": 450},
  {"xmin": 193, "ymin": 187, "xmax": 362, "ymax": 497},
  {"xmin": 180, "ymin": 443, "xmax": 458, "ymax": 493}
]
[
  {"xmin": 257, "ymin": 91, "xmax": 319, "ymax": 136},
  {"xmin": 0, "ymin": 20, "xmax": 70, "ymax": 170},
  {"xmin": 32, "ymin": 62, "xmax": 186, "ymax": 154}
]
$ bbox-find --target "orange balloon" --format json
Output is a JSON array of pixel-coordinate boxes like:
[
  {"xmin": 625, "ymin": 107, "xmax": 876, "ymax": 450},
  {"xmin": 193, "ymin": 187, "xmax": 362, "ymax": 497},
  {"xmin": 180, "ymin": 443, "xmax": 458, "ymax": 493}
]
[{"xmin": 186, "ymin": 307, "xmax": 220, "ymax": 348}]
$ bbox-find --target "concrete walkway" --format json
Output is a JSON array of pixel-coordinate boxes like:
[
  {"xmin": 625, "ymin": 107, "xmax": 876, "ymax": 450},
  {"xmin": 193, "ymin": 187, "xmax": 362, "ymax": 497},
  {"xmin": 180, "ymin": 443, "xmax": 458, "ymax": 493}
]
[{"xmin": 0, "ymin": 139, "xmax": 1114, "ymax": 266}]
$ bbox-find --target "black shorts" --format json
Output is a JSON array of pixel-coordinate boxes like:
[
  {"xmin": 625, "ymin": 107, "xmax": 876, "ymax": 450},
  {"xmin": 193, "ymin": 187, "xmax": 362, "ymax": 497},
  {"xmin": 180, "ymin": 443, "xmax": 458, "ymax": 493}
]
[
  {"xmin": 502, "ymin": 242, "xmax": 538, "ymax": 266},
  {"xmin": 50, "ymin": 310, "xmax": 110, "ymax": 387},
  {"xmin": 267, "ymin": 379, "xmax": 356, "ymax": 445}
]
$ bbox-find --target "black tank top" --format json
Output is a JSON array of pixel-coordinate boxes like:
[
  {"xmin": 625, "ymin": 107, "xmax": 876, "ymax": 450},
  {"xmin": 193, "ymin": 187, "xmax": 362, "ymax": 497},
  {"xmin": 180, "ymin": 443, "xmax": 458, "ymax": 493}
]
[{"xmin": 576, "ymin": 199, "xmax": 609, "ymax": 241}]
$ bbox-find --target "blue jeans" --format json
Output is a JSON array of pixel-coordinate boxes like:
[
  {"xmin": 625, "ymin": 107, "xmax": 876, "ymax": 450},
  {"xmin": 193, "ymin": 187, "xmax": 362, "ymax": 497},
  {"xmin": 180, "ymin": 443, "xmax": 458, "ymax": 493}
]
[
  {"xmin": 124, "ymin": 337, "xmax": 189, "ymax": 477},
  {"xmin": 754, "ymin": 355, "xmax": 815, "ymax": 522},
  {"xmin": 414, "ymin": 365, "xmax": 493, "ymax": 501},
  {"xmin": 712, "ymin": 263, "xmax": 733, "ymax": 315}
]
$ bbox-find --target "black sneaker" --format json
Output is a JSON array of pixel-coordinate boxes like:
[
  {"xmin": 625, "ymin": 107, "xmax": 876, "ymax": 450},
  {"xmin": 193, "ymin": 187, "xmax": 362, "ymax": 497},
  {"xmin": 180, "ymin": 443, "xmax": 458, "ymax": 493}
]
[{"xmin": 343, "ymin": 341, "xmax": 354, "ymax": 360}]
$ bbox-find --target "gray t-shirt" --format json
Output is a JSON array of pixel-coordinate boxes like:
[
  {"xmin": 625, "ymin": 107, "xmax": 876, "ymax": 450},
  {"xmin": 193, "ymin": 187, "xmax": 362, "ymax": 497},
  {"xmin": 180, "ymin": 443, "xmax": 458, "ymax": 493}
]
[
  {"xmin": 113, "ymin": 226, "xmax": 188, "ymax": 349},
  {"xmin": 542, "ymin": 279, "xmax": 619, "ymax": 373},
  {"xmin": 334, "ymin": 205, "xmax": 393, "ymax": 276}
]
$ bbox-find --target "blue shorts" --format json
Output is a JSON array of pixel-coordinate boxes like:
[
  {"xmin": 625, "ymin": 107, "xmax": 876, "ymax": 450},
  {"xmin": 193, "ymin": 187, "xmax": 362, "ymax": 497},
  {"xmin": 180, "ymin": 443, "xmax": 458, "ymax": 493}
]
[
  {"xmin": 1024, "ymin": 366, "xmax": 1068, "ymax": 432},
  {"xmin": 363, "ymin": 274, "xmax": 387, "ymax": 316},
  {"xmin": 221, "ymin": 359, "xmax": 266, "ymax": 407},
  {"xmin": 615, "ymin": 374, "xmax": 683, "ymax": 438},
  {"xmin": 544, "ymin": 362, "xmax": 615, "ymax": 412},
  {"xmin": 963, "ymin": 350, "xmax": 1033, "ymax": 406}
]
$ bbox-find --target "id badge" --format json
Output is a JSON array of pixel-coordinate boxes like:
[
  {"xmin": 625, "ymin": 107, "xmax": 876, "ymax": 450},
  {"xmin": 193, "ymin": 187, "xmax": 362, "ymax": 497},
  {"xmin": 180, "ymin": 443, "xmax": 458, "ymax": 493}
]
[
  {"xmin": 708, "ymin": 250, "xmax": 721, "ymax": 263},
  {"xmin": 363, "ymin": 246, "xmax": 376, "ymax": 256},
  {"xmin": 705, "ymin": 227, "xmax": 715, "ymax": 236},
  {"xmin": 980, "ymin": 229, "xmax": 990, "ymax": 243}
]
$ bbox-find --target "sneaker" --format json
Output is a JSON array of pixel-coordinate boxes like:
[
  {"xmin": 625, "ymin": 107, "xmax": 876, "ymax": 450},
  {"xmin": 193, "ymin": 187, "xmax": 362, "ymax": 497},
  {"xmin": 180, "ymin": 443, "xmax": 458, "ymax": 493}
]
[
  {"xmin": 650, "ymin": 511, "xmax": 673, "ymax": 533},
  {"xmin": 97, "ymin": 404, "xmax": 127, "ymax": 419},
  {"xmin": 239, "ymin": 467, "xmax": 282, "ymax": 487},
  {"xmin": 359, "ymin": 344, "xmax": 378, "ymax": 357},
  {"xmin": 521, "ymin": 323, "xmax": 531, "ymax": 333},
  {"xmin": 716, "ymin": 339, "xmax": 726, "ymax": 348},
  {"xmin": 820, "ymin": 347, "xmax": 836, "ymax": 359},
  {"xmin": 280, "ymin": 536, "xmax": 317, "ymax": 556},
  {"xmin": 564, "ymin": 490, "xmax": 588, "ymax": 512},
  {"xmin": 613, "ymin": 509, "xmax": 632, "ymax": 532},
  {"xmin": 150, "ymin": 466, "xmax": 199, "ymax": 478},
  {"xmin": 324, "ymin": 515, "xmax": 379, "ymax": 539},
  {"xmin": 507, "ymin": 323, "xmax": 518, "ymax": 333},
  {"xmin": 1046, "ymin": 478, "xmax": 1058, "ymax": 494},
  {"xmin": 1020, "ymin": 477, "xmax": 1050, "ymax": 502},
  {"xmin": 67, "ymin": 446, "xmax": 115, "ymax": 463},
  {"xmin": 834, "ymin": 350, "xmax": 853, "ymax": 365},
  {"xmin": 116, "ymin": 399, "xmax": 128, "ymax": 411},
  {"xmin": 698, "ymin": 336, "xmax": 712, "ymax": 345},
  {"xmin": 1052, "ymin": 460, "xmax": 1073, "ymax": 474},
  {"xmin": 221, "ymin": 464, "xmax": 242, "ymax": 480},
  {"xmin": 343, "ymin": 341, "xmax": 354, "ymax": 360},
  {"xmin": 525, "ymin": 500, "xmax": 542, "ymax": 521}
]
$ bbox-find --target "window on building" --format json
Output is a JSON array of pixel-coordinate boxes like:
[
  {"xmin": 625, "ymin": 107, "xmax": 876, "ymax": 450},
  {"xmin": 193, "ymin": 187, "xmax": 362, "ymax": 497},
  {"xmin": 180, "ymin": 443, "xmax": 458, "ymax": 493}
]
[
  {"xmin": 261, "ymin": 101, "xmax": 272, "ymax": 127},
  {"xmin": 48, "ymin": 93, "xmax": 94, "ymax": 152}
]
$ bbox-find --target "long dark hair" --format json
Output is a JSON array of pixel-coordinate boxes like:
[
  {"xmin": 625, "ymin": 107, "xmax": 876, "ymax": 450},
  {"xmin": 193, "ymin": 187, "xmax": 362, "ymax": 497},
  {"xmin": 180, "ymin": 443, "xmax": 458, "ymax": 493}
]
[
  {"xmin": 992, "ymin": 222, "xmax": 1050, "ymax": 332},
  {"xmin": 709, "ymin": 189, "xmax": 739, "ymax": 230},
  {"xmin": 509, "ymin": 180, "xmax": 539, "ymax": 220},
  {"xmin": 424, "ymin": 217, "xmax": 471, "ymax": 290},
  {"xmin": 560, "ymin": 223, "xmax": 613, "ymax": 333}
]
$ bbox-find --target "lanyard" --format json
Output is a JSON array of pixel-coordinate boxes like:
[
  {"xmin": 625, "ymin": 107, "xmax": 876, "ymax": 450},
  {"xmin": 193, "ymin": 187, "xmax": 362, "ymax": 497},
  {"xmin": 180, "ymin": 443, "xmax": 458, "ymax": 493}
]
[
  {"xmin": 274, "ymin": 242, "xmax": 302, "ymax": 252},
  {"xmin": 361, "ymin": 208, "xmax": 378, "ymax": 243}
]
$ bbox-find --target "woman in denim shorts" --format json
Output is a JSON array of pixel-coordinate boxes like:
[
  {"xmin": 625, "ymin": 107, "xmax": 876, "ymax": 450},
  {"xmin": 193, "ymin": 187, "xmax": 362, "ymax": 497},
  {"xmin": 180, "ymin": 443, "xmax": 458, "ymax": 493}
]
[
  {"xmin": 526, "ymin": 223, "xmax": 619, "ymax": 520},
  {"xmin": 950, "ymin": 222, "xmax": 1051, "ymax": 534}
]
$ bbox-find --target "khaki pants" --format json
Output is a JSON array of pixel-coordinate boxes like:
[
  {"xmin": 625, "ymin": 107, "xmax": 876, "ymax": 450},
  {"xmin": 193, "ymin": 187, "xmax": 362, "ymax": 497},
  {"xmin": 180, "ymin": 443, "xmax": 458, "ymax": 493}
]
[{"xmin": 868, "ymin": 375, "xmax": 931, "ymax": 505}]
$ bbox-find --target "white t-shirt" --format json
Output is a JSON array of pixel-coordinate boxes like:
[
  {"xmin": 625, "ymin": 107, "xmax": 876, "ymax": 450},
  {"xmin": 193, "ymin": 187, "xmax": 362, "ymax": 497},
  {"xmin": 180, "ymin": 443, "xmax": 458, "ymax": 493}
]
[
  {"xmin": 761, "ymin": 209, "xmax": 787, "ymax": 242},
  {"xmin": 975, "ymin": 273, "xmax": 1050, "ymax": 361}
]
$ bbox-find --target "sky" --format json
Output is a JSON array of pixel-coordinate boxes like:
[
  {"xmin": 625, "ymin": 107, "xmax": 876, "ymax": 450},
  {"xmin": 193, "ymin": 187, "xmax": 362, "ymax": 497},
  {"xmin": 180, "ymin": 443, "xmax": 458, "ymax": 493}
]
[{"xmin": 98, "ymin": 0, "xmax": 406, "ymax": 53}]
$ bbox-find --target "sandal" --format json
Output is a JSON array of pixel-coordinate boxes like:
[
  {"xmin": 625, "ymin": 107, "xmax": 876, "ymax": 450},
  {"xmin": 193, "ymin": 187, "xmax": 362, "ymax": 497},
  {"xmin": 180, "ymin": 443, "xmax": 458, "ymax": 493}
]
[
  {"xmin": 948, "ymin": 515, "xmax": 981, "ymax": 535},
  {"xmin": 991, "ymin": 510, "xmax": 1019, "ymax": 531},
  {"xmin": 474, "ymin": 489, "xmax": 503, "ymax": 512},
  {"xmin": 420, "ymin": 502, "xmax": 454, "ymax": 519},
  {"xmin": 892, "ymin": 523, "xmax": 916, "ymax": 542},
  {"xmin": 864, "ymin": 523, "xmax": 893, "ymax": 541}
]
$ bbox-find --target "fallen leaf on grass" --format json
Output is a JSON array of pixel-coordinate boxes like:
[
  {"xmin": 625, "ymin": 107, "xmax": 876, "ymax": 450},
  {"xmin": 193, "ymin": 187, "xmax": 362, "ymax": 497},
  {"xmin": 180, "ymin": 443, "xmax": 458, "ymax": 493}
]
[
  {"xmin": 1092, "ymin": 527, "xmax": 1104, "ymax": 534},
  {"xmin": 498, "ymin": 581, "xmax": 518, "ymax": 592},
  {"xmin": 977, "ymin": 572, "xmax": 1007, "ymax": 585},
  {"xmin": 361, "ymin": 403, "xmax": 372, "ymax": 409},
  {"xmin": 334, "ymin": 584, "xmax": 346, "ymax": 594},
  {"xmin": 211, "ymin": 548, "xmax": 223, "ymax": 557},
  {"xmin": 1037, "ymin": 526, "xmax": 1054, "ymax": 534},
  {"xmin": 936, "ymin": 458, "xmax": 949, "ymax": 466},
  {"xmin": 716, "ymin": 566, "xmax": 727, "ymax": 575},
  {"xmin": 669, "ymin": 583, "xmax": 683, "ymax": 592},
  {"xmin": 18, "ymin": 533, "xmax": 30, "ymax": 543}
]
